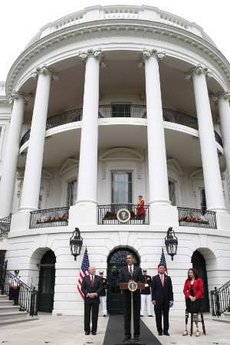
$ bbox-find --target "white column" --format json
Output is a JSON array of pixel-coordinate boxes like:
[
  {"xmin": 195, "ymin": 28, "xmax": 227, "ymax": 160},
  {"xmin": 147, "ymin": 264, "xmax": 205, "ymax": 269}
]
[
  {"xmin": 218, "ymin": 92, "xmax": 230, "ymax": 183},
  {"xmin": 77, "ymin": 50, "xmax": 100, "ymax": 204},
  {"xmin": 143, "ymin": 50, "xmax": 170, "ymax": 205},
  {"xmin": 0, "ymin": 92, "xmax": 24, "ymax": 218},
  {"xmin": 20, "ymin": 66, "xmax": 52, "ymax": 211},
  {"xmin": 192, "ymin": 66, "xmax": 225, "ymax": 211}
]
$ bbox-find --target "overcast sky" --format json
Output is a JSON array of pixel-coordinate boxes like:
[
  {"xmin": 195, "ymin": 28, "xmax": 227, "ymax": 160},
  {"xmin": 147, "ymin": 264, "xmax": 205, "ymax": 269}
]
[{"xmin": 1, "ymin": 0, "xmax": 230, "ymax": 81}]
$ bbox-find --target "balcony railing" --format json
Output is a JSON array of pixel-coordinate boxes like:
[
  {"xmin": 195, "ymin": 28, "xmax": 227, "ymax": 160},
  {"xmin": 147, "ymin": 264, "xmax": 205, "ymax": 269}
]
[
  {"xmin": 29, "ymin": 207, "xmax": 69, "ymax": 228},
  {"xmin": 210, "ymin": 280, "xmax": 230, "ymax": 317},
  {"xmin": 0, "ymin": 214, "xmax": 11, "ymax": 236},
  {"xmin": 98, "ymin": 204, "xmax": 149, "ymax": 225},
  {"xmin": 19, "ymin": 106, "xmax": 223, "ymax": 148},
  {"xmin": 178, "ymin": 207, "xmax": 217, "ymax": 229}
]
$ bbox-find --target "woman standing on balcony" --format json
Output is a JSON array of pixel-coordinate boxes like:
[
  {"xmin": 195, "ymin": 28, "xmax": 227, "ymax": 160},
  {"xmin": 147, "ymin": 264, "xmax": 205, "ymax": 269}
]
[
  {"xmin": 182, "ymin": 268, "xmax": 204, "ymax": 337},
  {"xmin": 135, "ymin": 195, "xmax": 145, "ymax": 220}
]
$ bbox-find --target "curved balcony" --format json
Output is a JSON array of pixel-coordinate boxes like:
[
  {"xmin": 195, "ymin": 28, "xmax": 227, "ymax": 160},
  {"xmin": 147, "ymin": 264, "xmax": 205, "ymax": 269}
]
[
  {"xmin": 19, "ymin": 105, "xmax": 223, "ymax": 148},
  {"xmin": 29, "ymin": 207, "xmax": 69, "ymax": 229}
]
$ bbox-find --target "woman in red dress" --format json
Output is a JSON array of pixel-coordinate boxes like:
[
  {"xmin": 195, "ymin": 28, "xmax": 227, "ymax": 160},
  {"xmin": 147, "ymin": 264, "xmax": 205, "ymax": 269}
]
[
  {"xmin": 135, "ymin": 195, "xmax": 145, "ymax": 220},
  {"xmin": 183, "ymin": 268, "xmax": 204, "ymax": 336}
]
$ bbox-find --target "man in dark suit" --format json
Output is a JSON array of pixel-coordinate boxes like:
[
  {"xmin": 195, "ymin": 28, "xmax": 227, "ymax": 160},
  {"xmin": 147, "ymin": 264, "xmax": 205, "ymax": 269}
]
[
  {"xmin": 151, "ymin": 264, "xmax": 174, "ymax": 336},
  {"xmin": 81, "ymin": 266, "xmax": 103, "ymax": 335},
  {"xmin": 119, "ymin": 254, "xmax": 143, "ymax": 342}
]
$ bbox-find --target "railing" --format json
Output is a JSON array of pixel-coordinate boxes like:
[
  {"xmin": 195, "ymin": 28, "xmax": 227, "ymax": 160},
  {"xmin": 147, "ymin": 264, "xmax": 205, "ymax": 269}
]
[
  {"xmin": 0, "ymin": 263, "xmax": 38, "ymax": 316},
  {"xmin": 19, "ymin": 106, "xmax": 223, "ymax": 148},
  {"xmin": 98, "ymin": 104, "xmax": 146, "ymax": 118},
  {"xmin": 210, "ymin": 280, "xmax": 230, "ymax": 317},
  {"xmin": 0, "ymin": 214, "xmax": 11, "ymax": 236},
  {"xmin": 178, "ymin": 207, "xmax": 217, "ymax": 229},
  {"xmin": 29, "ymin": 207, "xmax": 69, "ymax": 228},
  {"xmin": 27, "ymin": 5, "xmax": 213, "ymax": 45},
  {"xmin": 98, "ymin": 204, "xmax": 149, "ymax": 225},
  {"xmin": 20, "ymin": 109, "xmax": 83, "ymax": 147}
]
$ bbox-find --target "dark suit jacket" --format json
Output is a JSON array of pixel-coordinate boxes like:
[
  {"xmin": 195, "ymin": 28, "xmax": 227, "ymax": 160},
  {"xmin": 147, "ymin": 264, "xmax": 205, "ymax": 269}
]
[
  {"xmin": 151, "ymin": 274, "xmax": 173, "ymax": 306},
  {"xmin": 81, "ymin": 275, "xmax": 103, "ymax": 303},
  {"xmin": 119, "ymin": 265, "xmax": 143, "ymax": 284}
]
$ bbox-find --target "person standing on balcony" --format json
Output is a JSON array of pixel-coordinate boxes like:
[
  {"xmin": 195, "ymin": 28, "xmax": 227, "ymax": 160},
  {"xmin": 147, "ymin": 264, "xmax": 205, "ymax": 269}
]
[
  {"xmin": 140, "ymin": 269, "xmax": 153, "ymax": 317},
  {"xmin": 9, "ymin": 270, "xmax": 21, "ymax": 305},
  {"xmin": 182, "ymin": 268, "xmax": 204, "ymax": 337},
  {"xmin": 99, "ymin": 271, "xmax": 108, "ymax": 317},
  {"xmin": 135, "ymin": 195, "xmax": 145, "ymax": 220},
  {"xmin": 81, "ymin": 266, "xmax": 103, "ymax": 335}
]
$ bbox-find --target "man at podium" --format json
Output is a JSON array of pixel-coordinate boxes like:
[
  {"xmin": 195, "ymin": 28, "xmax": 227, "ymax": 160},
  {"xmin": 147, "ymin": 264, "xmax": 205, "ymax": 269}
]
[{"xmin": 119, "ymin": 254, "xmax": 143, "ymax": 342}]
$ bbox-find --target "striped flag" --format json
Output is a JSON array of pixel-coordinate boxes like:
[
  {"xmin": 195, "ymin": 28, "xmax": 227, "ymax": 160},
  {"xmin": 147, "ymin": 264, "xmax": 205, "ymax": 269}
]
[
  {"xmin": 159, "ymin": 248, "xmax": 167, "ymax": 273},
  {"xmin": 77, "ymin": 247, "xmax": 90, "ymax": 298}
]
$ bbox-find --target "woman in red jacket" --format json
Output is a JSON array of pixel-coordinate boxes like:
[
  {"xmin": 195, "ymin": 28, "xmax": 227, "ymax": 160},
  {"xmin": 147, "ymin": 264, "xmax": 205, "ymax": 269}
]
[
  {"xmin": 135, "ymin": 195, "xmax": 145, "ymax": 219},
  {"xmin": 182, "ymin": 268, "xmax": 204, "ymax": 337}
]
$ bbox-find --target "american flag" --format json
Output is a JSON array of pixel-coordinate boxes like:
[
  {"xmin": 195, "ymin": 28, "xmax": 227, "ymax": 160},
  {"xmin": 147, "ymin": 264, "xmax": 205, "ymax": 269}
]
[
  {"xmin": 77, "ymin": 247, "xmax": 90, "ymax": 299},
  {"xmin": 159, "ymin": 248, "xmax": 167, "ymax": 273}
]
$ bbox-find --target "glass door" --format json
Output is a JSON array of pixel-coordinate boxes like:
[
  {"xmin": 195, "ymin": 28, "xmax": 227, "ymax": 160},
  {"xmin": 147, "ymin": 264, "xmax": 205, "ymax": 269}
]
[{"xmin": 111, "ymin": 172, "xmax": 132, "ymax": 205}]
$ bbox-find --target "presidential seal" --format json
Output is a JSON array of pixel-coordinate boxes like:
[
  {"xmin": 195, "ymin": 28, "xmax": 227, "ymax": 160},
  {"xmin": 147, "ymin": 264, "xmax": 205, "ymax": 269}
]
[
  {"xmin": 117, "ymin": 208, "xmax": 131, "ymax": 223},
  {"xmin": 128, "ymin": 280, "xmax": 138, "ymax": 292}
]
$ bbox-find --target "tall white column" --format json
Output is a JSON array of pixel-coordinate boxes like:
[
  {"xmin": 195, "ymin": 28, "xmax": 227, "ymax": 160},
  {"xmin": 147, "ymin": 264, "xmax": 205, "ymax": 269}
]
[
  {"xmin": 20, "ymin": 66, "xmax": 52, "ymax": 211},
  {"xmin": 218, "ymin": 92, "xmax": 230, "ymax": 183},
  {"xmin": 0, "ymin": 92, "xmax": 24, "ymax": 218},
  {"xmin": 192, "ymin": 66, "xmax": 225, "ymax": 211},
  {"xmin": 77, "ymin": 50, "xmax": 101, "ymax": 204},
  {"xmin": 143, "ymin": 50, "xmax": 170, "ymax": 205}
]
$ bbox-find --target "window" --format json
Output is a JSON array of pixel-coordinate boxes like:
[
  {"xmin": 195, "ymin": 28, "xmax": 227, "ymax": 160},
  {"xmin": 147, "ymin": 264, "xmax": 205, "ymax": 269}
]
[
  {"xmin": 112, "ymin": 104, "xmax": 131, "ymax": 117},
  {"xmin": 168, "ymin": 180, "xmax": 176, "ymax": 206},
  {"xmin": 111, "ymin": 172, "xmax": 132, "ymax": 204},
  {"xmin": 200, "ymin": 188, "xmax": 207, "ymax": 213},
  {"xmin": 67, "ymin": 179, "xmax": 77, "ymax": 206}
]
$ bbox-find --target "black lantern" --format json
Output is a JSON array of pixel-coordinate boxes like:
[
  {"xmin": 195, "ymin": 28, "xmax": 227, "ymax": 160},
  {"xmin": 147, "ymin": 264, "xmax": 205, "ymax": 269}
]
[
  {"xmin": 164, "ymin": 227, "xmax": 178, "ymax": 261},
  {"xmin": 70, "ymin": 228, "xmax": 83, "ymax": 260}
]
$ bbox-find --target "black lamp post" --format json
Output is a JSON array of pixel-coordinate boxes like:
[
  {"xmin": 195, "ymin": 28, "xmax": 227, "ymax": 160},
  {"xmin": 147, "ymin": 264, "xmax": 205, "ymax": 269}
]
[
  {"xmin": 70, "ymin": 228, "xmax": 83, "ymax": 260},
  {"xmin": 164, "ymin": 227, "xmax": 178, "ymax": 261}
]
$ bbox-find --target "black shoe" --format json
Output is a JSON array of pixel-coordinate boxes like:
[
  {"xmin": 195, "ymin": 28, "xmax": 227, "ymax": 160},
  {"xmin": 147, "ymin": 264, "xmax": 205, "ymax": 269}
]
[
  {"xmin": 164, "ymin": 332, "xmax": 170, "ymax": 336},
  {"xmin": 92, "ymin": 331, "xmax": 97, "ymax": 335},
  {"xmin": 148, "ymin": 314, "xmax": 153, "ymax": 317},
  {"xmin": 103, "ymin": 314, "xmax": 106, "ymax": 317},
  {"xmin": 85, "ymin": 331, "xmax": 90, "ymax": 335},
  {"xmin": 158, "ymin": 332, "xmax": 162, "ymax": 336},
  {"xmin": 123, "ymin": 335, "xmax": 131, "ymax": 342},
  {"xmin": 140, "ymin": 314, "xmax": 144, "ymax": 317}
]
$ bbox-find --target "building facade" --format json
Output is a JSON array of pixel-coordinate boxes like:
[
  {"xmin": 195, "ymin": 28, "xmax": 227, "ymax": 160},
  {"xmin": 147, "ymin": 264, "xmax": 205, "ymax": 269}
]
[{"xmin": 0, "ymin": 5, "xmax": 230, "ymax": 315}]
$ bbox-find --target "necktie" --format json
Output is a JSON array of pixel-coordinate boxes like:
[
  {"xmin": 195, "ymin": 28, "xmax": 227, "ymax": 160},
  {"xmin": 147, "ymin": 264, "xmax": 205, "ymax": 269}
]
[
  {"xmin": 129, "ymin": 266, "xmax": 133, "ymax": 276},
  {"xmin": 90, "ymin": 275, "xmax": 94, "ymax": 285},
  {"xmin": 160, "ymin": 274, "xmax": 164, "ymax": 286}
]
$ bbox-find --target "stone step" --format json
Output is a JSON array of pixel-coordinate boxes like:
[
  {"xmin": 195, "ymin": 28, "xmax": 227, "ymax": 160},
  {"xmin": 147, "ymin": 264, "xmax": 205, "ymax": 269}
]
[
  {"xmin": 0, "ymin": 315, "xmax": 39, "ymax": 326},
  {"xmin": 223, "ymin": 311, "xmax": 230, "ymax": 319},
  {"xmin": 0, "ymin": 295, "xmax": 8, "ymax": 300},
  {"xmin": 0, "ymin": 310, "xmax": 28, "ymax": 320},
  {"xmin": 0, "ymin": 305, "xmax": 20, "ymax": 313},
  {"xmin": 0, "ymin": 300, "xmax": 14, "ymax": 306}
]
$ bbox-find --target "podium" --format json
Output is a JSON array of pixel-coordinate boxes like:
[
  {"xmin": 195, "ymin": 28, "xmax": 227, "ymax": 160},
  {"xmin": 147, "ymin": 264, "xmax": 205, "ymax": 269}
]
[{"xmin": 117, "ymin": 281, "xmax": 146, "ymax": 345}]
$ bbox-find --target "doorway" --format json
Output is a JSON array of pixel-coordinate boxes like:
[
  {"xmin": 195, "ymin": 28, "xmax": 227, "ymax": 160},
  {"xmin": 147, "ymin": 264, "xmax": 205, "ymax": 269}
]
[
  {"xmin": 192, "ymin": 250, "xmax": 210, "ymax": 312},
  {"xmin": 38, "ymin": 250, "xmax": 56, "ymax": 312},
  {"xmin": 107, "ymin": 247, "xmax": 140, "ymax": 314}
]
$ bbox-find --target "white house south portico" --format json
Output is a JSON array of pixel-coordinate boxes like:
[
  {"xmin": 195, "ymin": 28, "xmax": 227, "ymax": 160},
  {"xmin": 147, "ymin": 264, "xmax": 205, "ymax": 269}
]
[{"xmin": 0, "ymin": 5, "xmax": 230, "ymax": 317}]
